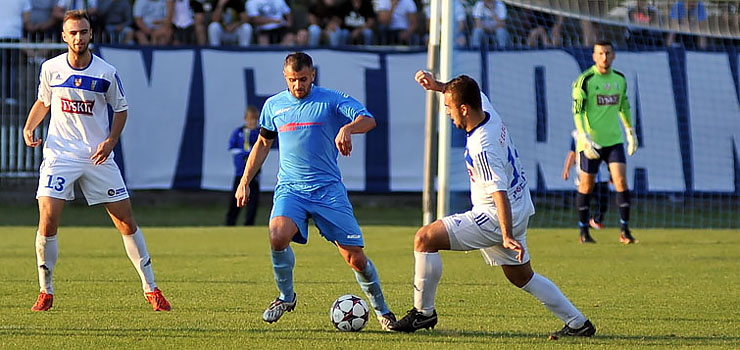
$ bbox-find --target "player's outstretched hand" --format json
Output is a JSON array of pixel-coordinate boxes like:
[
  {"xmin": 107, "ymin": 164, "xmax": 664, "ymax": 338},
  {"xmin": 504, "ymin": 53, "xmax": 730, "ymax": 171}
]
[
  {"xmin": 415, "ymin": 70, "xmax": 443, "ymax": 92},
  {"xmin": 502, "ymin": 236, "xmax": 524, "ymax": 263},
  {"xmin": 23, "ymin": 128, "xmax": 42, "ymax": 148},
  {"xmin": 335, "ymin": 126, "xmax": 353, "ymax": 156},
  {"xmin": 91, "ymin": 139, "xmax": 116, "ymax": 165},
  {"xmin": 235, "ymin": 178, "xmax": 250, "ymax": 207}
]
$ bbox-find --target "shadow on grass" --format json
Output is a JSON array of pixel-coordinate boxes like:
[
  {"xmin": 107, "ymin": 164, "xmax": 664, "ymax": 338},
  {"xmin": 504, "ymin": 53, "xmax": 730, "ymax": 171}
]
[{"xmin": 2, "ymin": 324, "xmax": 737, "ymax": 345}]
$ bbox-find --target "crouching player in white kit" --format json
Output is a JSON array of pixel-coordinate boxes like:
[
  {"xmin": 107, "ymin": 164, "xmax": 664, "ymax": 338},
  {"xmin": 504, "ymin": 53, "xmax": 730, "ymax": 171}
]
[
  {"xmin": 390, "ymin": 72, "xmax": 595, "ymax": 339},
  {"xmin": 22, "ymin": 10, "xmax": 171, "ymax": 312}
]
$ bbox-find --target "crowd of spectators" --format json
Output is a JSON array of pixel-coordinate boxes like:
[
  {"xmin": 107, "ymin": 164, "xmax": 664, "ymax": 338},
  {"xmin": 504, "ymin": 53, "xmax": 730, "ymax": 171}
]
[{"xmin": 4, "ymin": 0, "xmax": 740, "ymax": 48}]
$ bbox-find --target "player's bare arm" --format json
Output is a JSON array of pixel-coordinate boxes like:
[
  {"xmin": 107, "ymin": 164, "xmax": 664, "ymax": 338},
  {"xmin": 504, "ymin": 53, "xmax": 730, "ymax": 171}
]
[
  {"xmin": 23, "ymin": 100, "xmax": 51, "ymax": 148},
  {"xmin": 236, "ymin": 135, "xmax": 274, "ymax": 207},
  {"xmin": 492, "ymin": 190, "xmax": 523, "ymax": 262},
  {"xmin": 562, "ymin": 151, "xmax": 575, "ymax": 180},
  {"xmin": 335, "ymin": 115, "xmax": 376, "ymax": 157},
  {"xmin": 415, "ymin": 70, "xmax": 444, "ymax": 92},
  {"xmin": 91, "ymin": 110, "xmax": 126, "ymax": 165}
]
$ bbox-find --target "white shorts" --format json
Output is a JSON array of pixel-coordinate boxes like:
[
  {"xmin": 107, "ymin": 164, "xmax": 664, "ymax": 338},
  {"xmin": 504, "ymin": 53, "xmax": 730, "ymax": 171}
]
[
  {"xmin": 441, "ymin": 208, "xmax": 530, "ymax": 266},
  {"xmin": 36, "ymin": 156, "xmax": 129, "ymax": 205}
]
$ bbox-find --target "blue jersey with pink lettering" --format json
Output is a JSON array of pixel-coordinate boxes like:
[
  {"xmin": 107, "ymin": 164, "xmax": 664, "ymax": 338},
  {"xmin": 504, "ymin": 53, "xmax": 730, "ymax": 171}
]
[{"xmin": 260, "ymin": 84, "xmax": 373, "ymax": 190}]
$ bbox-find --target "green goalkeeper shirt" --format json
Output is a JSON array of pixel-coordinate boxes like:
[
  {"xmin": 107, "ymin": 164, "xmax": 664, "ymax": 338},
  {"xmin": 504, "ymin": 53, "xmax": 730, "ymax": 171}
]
[{"xmin": 572, "ymin": 65, "xmax": 633, "ymax": 151}]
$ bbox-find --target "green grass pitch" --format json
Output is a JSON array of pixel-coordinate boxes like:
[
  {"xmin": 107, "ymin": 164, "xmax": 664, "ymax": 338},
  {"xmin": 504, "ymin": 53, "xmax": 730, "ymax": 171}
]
[{"xmin": 0, "ymin": 225, "xmax": 738, "ymax": 349}]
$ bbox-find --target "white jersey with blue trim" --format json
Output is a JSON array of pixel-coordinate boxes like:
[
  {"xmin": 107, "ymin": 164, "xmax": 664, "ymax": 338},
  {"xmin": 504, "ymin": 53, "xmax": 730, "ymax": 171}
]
[
  {"xmin": 465, "ymin": 93, "xmax": 535, "ymax": 226},
  {"xmin": 37, "ymin": 53, "xmax": 128, "ymax": 160}
]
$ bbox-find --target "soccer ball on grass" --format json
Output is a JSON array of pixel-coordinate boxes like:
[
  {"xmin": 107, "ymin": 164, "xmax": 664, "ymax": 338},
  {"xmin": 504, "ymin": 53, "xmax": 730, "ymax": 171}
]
[{"xmin": 330, "ymin": 294, "xmax": 369, "ymax": 331}]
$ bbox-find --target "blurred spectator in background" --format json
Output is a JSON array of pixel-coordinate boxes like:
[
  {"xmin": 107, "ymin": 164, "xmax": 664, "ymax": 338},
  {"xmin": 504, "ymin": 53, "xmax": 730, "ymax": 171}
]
[
  {"xmin": 133, "ymin": 0, "xmax": 172, "ymax": 45},
  {"xmin": 1, "ymin": 0, "xmax": 31, "ymax": 107},
  {"xmin": 626, "ymin": 0, "xmax": 662, "ymax": 48},
  {"xmin": 338, "ymin": 0, "xmax": 376, "ymax": 45},
  {"xmin": 98, "ymin": 0, "xmax": 133, "ymax": 44},
  {"xmin": 54, "ymin": 0, "xmax": 98, "ymax": 24},
  {"xmin": 720, "ymin": 2, "xmax": 739, "ymax": 34},
  {"xmin": 667, "ymin": 0, "xmax": 707, "ymax": 49},
  {"xmin": 519, "ymin": 7, "xmax": 562, "ymax": 47},
  {"xmin": 208, "ymin": 0, "xmax": 252, "ymax": 46},
  {"xmin": 307, "ymin": 0, "xmax": 344, "ymax": 46},
  {"xmin": 376, "ymin": 0, "xmax": 419, "ymax": 45},
  {"xmin": 169, "ymin": 0, "xmax": 206, "ymax": 45},
  {"xmin": 247, "ymin": 0, "xmax": 295, "ymax": 46},
  {"xmin": 27, "ymin": 0, "xmax": 62, "ymax": 41},
  {"xmin": 471, "ymin": 0, "xmax": 509, "ymax": 48},
  {"xmin": 225, "ymin": 106, "xmax": 261, "ymax": 226},
  {"xmin": 423, "ymin": 0, "xmax": 467, "ymax": 48}
]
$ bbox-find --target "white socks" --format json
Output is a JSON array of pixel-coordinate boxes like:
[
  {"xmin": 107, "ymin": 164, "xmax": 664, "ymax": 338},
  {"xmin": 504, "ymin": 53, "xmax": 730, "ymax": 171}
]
[
  {"xmin": 521, "ymin": 273, "xmax": 587, "ymax": 328},
  {"xmin": 413, "ymin": 251, "xmax": 442, "ymax": 316},
  {"xmin": 122, "ymin": 228, "xmax": 156, "ymax": 293},
  {"xmin": 35, "ymin": 232, "xmax": 58, "ymax": 294}
]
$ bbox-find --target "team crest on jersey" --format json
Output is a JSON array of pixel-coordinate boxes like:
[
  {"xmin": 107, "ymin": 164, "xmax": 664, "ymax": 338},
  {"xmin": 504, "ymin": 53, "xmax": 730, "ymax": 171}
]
[
  {"xmin": 60, "ymin": 98, "xmax": 95, "ymax": 115},
  {"xmin": 74, "ymin": 78, "xmax": 82, "ymax": 87},
  {"xmin": 604, "ymin": 83, "xmax": 610, "ymax": 91}
]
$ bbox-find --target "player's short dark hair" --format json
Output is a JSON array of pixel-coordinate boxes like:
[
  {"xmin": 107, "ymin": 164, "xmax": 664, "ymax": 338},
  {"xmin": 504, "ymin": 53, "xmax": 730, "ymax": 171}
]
[
  {"xmin": 443, "ymin": 75, "xmax": 482, "ymax": 112},
  {"xmin": 63, "ymin": 9, "xmax": 91, "ymax": 27},
  {"xmin": 593, "ymin": 40, "xmax": 613, "ymax": 51},
  {"xmin": 285, "ymin": 52, "xmax": 314, "ymax": 72}
]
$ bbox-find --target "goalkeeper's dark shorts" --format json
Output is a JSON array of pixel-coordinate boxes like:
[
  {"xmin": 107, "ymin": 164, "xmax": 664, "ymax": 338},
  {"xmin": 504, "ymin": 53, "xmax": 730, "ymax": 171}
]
[{"xmin": 580, "ymin": 143, "xmax": 626, "ymax": 174}]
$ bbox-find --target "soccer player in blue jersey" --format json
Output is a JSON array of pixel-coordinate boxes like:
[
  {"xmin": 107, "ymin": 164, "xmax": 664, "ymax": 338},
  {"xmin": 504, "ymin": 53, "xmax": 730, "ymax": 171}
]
[{"xmin": 234, "ymin": 52, "xmax": 396, "ymax": 330}]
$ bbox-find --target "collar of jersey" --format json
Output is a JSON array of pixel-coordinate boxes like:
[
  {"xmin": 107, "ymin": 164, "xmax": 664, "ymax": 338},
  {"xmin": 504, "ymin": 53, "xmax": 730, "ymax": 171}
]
[
  {"xmin": 467, "ymin": 111, "xmax": 490, "ymax": 136},
  {"xmin": 66, "ymin": 53, "xmax": 93, "ymax": 71},
  {"xmin": 592, "ymin": 65, "xmax": 612, "ymax": 76},
  {"xmin": 287, "ymin": 84, "xmax": 316, "ymax": 102}
]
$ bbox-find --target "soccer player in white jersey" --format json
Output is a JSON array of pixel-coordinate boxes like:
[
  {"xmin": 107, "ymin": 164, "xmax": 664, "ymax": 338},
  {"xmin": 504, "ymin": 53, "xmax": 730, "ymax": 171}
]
[
  {"xmin": 390, "ymin": 72, "xmax": 595, "ymax": 339},
  {"xmin": 22, "ymin": 10, "xmax": 170, "ymax": 312}
]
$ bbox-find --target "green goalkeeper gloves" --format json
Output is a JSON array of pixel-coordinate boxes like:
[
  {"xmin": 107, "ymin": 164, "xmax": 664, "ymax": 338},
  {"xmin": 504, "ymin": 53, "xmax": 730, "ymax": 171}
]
[
  {"xmin": 579, "ymin": 133, "xmax": 601, "ymax": 160},
  {"xmin": 626, "ymin": 127, "xmax": 638, "ymax": 156}
]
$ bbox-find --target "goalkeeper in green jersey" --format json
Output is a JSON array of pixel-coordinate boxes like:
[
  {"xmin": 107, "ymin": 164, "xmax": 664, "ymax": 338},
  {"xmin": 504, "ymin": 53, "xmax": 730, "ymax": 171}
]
[{"xmin": 571, "ymin": 40, "xmax": 638, "ymax": 245}]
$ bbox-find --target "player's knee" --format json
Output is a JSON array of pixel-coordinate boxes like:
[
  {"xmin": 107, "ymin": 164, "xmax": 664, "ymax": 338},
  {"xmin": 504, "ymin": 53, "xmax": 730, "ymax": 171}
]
[
  {"xmin": 414, "ymin": 226, "xmax": 436, "ymax": 251},
  {"xmin": 268, "ymin": 226, "xmax": 293, "ymax": 250}
]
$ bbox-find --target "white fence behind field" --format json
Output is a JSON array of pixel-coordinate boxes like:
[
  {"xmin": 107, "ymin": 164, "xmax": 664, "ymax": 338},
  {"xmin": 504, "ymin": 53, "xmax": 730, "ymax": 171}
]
[{"xmin": 0, "ymin": 43, "xmax": 68, "ymax": 177}]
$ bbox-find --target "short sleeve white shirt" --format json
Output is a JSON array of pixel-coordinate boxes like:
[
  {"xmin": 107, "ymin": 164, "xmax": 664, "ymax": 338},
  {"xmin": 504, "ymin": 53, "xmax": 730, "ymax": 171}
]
[
  {"xmin": 465, "ymin": 93, "xmax": 535, "ymax": 226},
  {"xmin": 38, "ymin": 53, "xmax": 128, "ymax": 161},
  {"xmin": 247, "ymin": 0, "xmax": 291, "ymax": 31},
  {"xmin": 472, "ymin": 0, "xmax": 506, "ymax": 31},
  {"xmin": 0, "ymin": 0, "xmax": 32, "ymax": 39},
  {"xmin": 376, "ymin": 0, "xmax": 418, "ymax": 30}
]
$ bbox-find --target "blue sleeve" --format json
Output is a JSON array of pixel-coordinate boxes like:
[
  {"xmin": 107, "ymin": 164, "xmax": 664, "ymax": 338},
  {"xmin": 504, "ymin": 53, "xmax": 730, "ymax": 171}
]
[
  {"xmin": 697, "ymin": 2, "xmax": 706, "ymax": 21},
  {"xmin": 228, "ymin": 128, "xmax": 240, "ymax": 150},
  {"xmin": 335, "ymin": 90, "xmax": 373, "ymax": 122},
  {"xmin": 249, "ymin": 128, "xmax": 260, "ymax": 147},
  {"xmin": 569, "ymin": 137, "xmax": 575, "ymax": 152},
  {"xmin": 669, "ymin": 3, "xmax": 682, "ymax": 19},
  {"xmin": 260, "ymin": 99, "xmax": 276, "ymax": 132}
]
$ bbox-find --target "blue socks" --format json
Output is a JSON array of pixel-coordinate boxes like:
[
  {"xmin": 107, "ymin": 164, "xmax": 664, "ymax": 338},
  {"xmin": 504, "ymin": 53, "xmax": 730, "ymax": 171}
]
[
  {"xmin": 271, "ymin": 246, "xmax": 295, "ymax": 301},
  {"xmin": 354, "ymin": 259, "xmax": 389, "ymax": 316}
]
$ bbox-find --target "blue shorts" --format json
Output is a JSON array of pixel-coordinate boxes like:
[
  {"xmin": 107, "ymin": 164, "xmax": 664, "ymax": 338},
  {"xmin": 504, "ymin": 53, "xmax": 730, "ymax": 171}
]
[
  {"xmin": 271, "ymin": 182, "xmax": 364, "ymax": 247},
  {"xmin": 580, "ymin": 143, "xmax": 626, "ymax": 174}
]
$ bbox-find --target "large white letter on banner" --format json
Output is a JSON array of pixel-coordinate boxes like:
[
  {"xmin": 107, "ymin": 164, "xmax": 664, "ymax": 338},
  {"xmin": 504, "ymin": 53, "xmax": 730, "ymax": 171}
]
[
  {"xmin": 487, "ymin": 50, "xmax": 581, "ymax": 191},
  {"xmin": 615, "ymin": 52, "xmax": 685, "ymax": 191},
  {"xmin": 101, "ymin": 48, "xmax": 194, "ymax": 189},
  {"xmin": 688, "ymin": 52, "xmax": 740, "ymax": 192}
]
